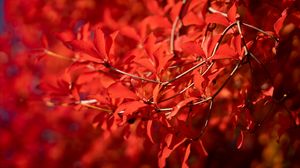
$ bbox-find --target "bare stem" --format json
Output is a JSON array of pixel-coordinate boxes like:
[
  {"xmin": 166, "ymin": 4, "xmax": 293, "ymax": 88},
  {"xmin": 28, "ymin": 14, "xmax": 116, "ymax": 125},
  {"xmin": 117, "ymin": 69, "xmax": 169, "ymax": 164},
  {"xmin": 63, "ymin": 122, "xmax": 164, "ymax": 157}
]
[
  {"xmin": 107, "ymin": 64, "xmax": 161, "ymax": 84},
  {"xmin": 207, "ymin": 22, "xmax": 237, "ymax": 60},
  {"xmin": 212, "ymin": 61, "xmax": 241, "ymax": 99},
  {"xmin": 80, "ymin": 103, "xmax": 112, "ymax": 113},
  {"xmin": 242, "ymin": 23, "xmax": 279, "ymax": 42},
  {"xmin": 170, "ymin": 17, "xmax": 180, "ymax": 55},
  {"xmin": 163, "ymin": 60, "xmax": 206, "ymax": 85},
  {"xmin": 44, "ymin": 49, "xmax": 74, "ymax": 61}
]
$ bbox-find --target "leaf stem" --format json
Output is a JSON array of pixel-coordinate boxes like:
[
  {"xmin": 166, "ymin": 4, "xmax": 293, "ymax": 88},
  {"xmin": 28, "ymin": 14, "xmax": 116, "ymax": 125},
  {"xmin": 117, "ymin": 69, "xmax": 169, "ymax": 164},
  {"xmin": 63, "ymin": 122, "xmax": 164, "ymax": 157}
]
[
  {"xmin": 242, "ymin": 23, "xmax": 279, "ymax": 42},
  {"xmin": 207, "ymin": 22, "xmax": 237, "ymax": 60},
  {"xmin": 106, "ymin": 64, "xmax": 161, "ymax": 84}
]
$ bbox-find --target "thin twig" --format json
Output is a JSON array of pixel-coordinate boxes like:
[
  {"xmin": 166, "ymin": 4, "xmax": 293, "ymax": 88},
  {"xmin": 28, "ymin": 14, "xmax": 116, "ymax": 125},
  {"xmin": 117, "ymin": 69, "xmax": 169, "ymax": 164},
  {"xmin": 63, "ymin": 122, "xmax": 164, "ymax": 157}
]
[
  {"xmin": 80, "ymin": 103, "xmax": 112, "ymax": 113},
  {"xmin": 207, "ymin": 22, "xmax": 237, "ymax": 60},
  {"xmin": 163, "ymin": 60, "xmax": 206, "ymax": 85},
  {"xmin": 208, "ymin": 7, "xmax": 228, "ymax": 17},
  {"xmin": 242, "ymin": 23, "xmax": 279, "ymax": 42},
  {"xmin": 212, "ymin": 61, "xmax": 241, "ymax": 99},
  {"xmin": 160, "ymin": 83, "xmax": 195, "ymax": 102},
  {"xmin": 169, "ymin": 0, "xmax": 190, "ymax": 56},
  {"xmin": 170, "ymin": 17, "xmax": 180, "ymax": 55},
  {"xmin": 199, "ymin": 100, "xmax": 213, "ymax": 136},
  {"xmin": 44, "ymin": 49, "xmax": 74, "ymax": 61},
  {"xmin": 107, "ymin": 65, "xmax": 161, "ymax": 84},
  {"xmin": 160, "ymin": 61, "xmax": 215, "ymax": 102}
]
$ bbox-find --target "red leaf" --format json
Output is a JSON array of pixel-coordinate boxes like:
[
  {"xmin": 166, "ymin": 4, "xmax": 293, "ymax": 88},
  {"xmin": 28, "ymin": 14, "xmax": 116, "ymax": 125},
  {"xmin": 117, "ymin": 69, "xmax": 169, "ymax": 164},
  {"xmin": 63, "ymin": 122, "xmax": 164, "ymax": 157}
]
[
  {"xmin": 144, "ymin": 33, "xmax": 159, "ymax": 67},
  {"xmin": 232, "ymin": 35, "xmax": 242, "ymax": 55},
  {"xmin": 69, "ymin": 40, "xmax": 99, "ymax": 59},
  {"xmin": 194, "ymin": 140, "xmax": 208, "ymax": 156},
  {"xmin": 134, "ymin": 57, "xmax": 157, "ymax": 73},
  {"xmin": 94, "ymin": 27, "xmax": 107, "ymax": 59},
  {"xmin": 107, "ymin": 31, "xmax": 119, "ymax": 57},
  {"xmin": 181, "ymin": 41, "xmax": 205, "ymax": 56},
  {"xmin": 108, "ymin": 82, "xmax": 138, "ymax": 99},
  {"xmin": 153, "ymin": 84, "xmax": 161, "ymax": 104},
  {"xmin": 154, "ymin": 42, "xmax": 173, "ymax": 73},
  {"xmin": 193, "ymin": 71, "xmax": 204, "ymax": 93},
  {"xmin": 168, "ymin": 97, "xmax": 198, "ymax": 119},
  {"xmin": 115, "ymin": 101, "xmax": 146, "ymax": 116},
  {"xmin": 262, "ymin": 86, "xmax": 274, "ymax": 97},
  {"xmin": 142, "ymin": 15, "xmax": 172, "ymax": 30},
  {"xmin": 205, "ymin": 13, "xmax": 229, "ymax": 26},
  {"xmin": 56, "ymin": 30, "xmax": 75, "ymax": 43},
  {"xmin": 274, "ymin": 8, "xmax": 288, "ymax": 36},
  {"xmin": 165, "ymin": 133, "xmax": 173, "ymax": 148},
  {"xmin": 158, "ymin": 136, "xmax": 187, "ymax": 168},
  {"xmin": 170, "ymin": 2, "xmax": 183, "ymax": 21},
  {"xmin": 227, "ymin": 3, "xmax": 237, "ymax": 23},
  {"xmin": 181, "ymin": 143, "xmax": 191, "ymax": 168},
  {"xmin": 145, "ymin": 0, "xmax": 164, "ymax": 15},
  {"xmin": 213, "ymin": 44, "xmax": 238, "ymax": 60},
  {"xmin": 202, "ymin": 34, "xmax": 221, "ymax": 58},
  {"xmin": 157, "ymin": 52, "xmax": 173, "ymax": 73},
  {"xmin": 236, "ymin": 130, "xmax": 244, "ymax": 149},
  {"xmin": 120, "ymin": 26, "xmax": 140, "ymax": 41},
  {"xmin": 158, "ymin": 146, "xmax": 172, "ymax": 168},
  {"xmin": 147, "ymin": 120, "xmax": 155, "ymax": 144},
  {"xmin": 182, "ymin": 12, "xmax": 204, "ymax": 26}
]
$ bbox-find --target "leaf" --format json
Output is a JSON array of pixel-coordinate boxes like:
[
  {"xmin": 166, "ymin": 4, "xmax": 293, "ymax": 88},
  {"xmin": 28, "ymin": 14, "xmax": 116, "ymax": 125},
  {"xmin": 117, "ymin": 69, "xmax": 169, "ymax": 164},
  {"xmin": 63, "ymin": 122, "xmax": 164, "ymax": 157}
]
[
  {"xmin": 274, "ymin": 8, "xmax": 288, "ymax": 36},
  {"xmin": 120, "ymin": 26, "xmax": 140, "ymax": 41},
  {"xmin": 168, "ymin": 97, "xmax": 198, "ymax": 119},
  {"xmin": 134, "ymin": 57, "xmax": 157, "ymax": 73},
  {"xmin": 170, "ymin": 2, "xmax": 183, "ymax": 21},
  {"xmin": 194, "ymin": 140, "xmax": 208, "ymax": 156},
  {"xmin": 56, "ymin": 30, "xmax": 75, "ymax": 43},
  {"xmin": 193, "ymin": 70, "xmax": 204, "ymax": 93},
  {"xmin": 227, "ymin": 3, "xmax": 237, "ymax": 23},
  {"xmin": 153, "ymin": 84, "xmax": 161, "ymax": 104},
  {"xmin": 232, "ymin": 35, "xmax": 242, "ymax": 55},
  {"xmin": 205, "ymin": 13, "xmax": 229, "ymax": 26},
  {"xmin": 182, "ymin": 12, "xmax": 203, "ymax": 26},
  {"xmin": 181, "ymin": 41, "xmax": 205, "ymax": 56},
  {"xmin": 202, "ymin": 34, "xmax": 221, "ymax": 58},
  {"xmin": 181, "ymin": 143, "xmax": 191, "ymax": 168},
  {"xmin": 213, "ymin": 43, "xmax": 238, "ymax": 60},
  {"xmin": 114, "ymin": 101, "xmax": 146, "ymax": 116},
  {"xmin": 107, "ymin": 31, "xmax": 119, "ymax": 57},
  {"xmin": 68, "ymin": 40, "xmax": 99, "ymax": 58},
  {"xmin": 158, "ymin": 136, "xmax": 187, "ymax": 168},
  {"xmin": 158, "ymin": 146, "xmax": 173, "ymax": 168},
  {"xmin": 144, "ymin": 33, "xmax": 159, "ymax": 68},
  {"xmin": 142, "ymin": 15, "xmax": 172, "ymax": 30},
  {"xmin": 108, "ymin": 82, "xmax": 138, "ymax": 99},
  {"xmin": 262, "ymin": 86, "xmax": 274, "ymax": 97},
  {"xmin": 94, "ymin": 27, "xmax": 107, "ymax": 59},
  {"xmin": 145, "ymin": 0, "xmax": 164, "ymax": 15},
  {"xmin": 154, "ymin": 42, "xmax": 173, "ymax": 73},
  {"xmin": 165, "ymin": 133, "xmax": 173, "ymax": 148},
  {"xmin": 147, "ymin": 120, "xmax": 155, "ymax": 144},
  {"xmin": 236, "ymin": 130, "xmax": 244, "ymax": 149}
]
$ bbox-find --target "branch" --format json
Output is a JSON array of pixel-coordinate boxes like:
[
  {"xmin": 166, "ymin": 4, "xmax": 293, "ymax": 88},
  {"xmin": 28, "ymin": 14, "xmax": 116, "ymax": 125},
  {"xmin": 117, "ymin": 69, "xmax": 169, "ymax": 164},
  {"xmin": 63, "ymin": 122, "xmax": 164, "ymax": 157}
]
[
  {"xmin": 242, "ymin": 23, "xmax": 279, "ymax": 42},
  {"xmin": 170, "ymin": 16, "xmax": 180, "ymax": 55},
  {"xmin": 44, "ymin": 49, "xmax": 74, "ymax": 61},
  {"xmin": 207, "ymin": 22, "xmax": 237, "ymax": 60},
  {"xmin": 105, "ymin": 63, "xmax": 162, "ymax": 84},
  {"xmin": 169, "ymin": 0, "xmax": 191, "ymax": 55},
  {"xmin": 160, "ymin": 61, "xmax": 215, "ymax": 102},
  {"xmin": 163, "ymin": 60, "xmax": 206, "ymax": 85}
]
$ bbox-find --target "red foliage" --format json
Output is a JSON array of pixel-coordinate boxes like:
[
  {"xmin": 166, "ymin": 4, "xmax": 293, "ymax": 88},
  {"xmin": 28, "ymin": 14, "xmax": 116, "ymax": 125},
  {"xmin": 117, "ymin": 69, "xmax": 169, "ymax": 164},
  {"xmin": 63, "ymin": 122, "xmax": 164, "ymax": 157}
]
[{"xmin": 1, "ymin": 0, "xmax": 300, "ymax": 167}]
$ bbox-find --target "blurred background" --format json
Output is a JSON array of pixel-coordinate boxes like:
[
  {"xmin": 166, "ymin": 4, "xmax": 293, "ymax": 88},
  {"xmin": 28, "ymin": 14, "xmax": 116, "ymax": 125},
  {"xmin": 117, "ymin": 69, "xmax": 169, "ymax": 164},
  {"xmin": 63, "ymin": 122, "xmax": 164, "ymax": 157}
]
[{"xmin": 0, "ymin": 0, "xmax": 4, "ymax": 32}]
